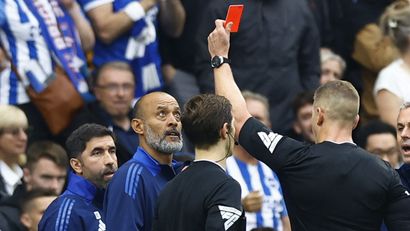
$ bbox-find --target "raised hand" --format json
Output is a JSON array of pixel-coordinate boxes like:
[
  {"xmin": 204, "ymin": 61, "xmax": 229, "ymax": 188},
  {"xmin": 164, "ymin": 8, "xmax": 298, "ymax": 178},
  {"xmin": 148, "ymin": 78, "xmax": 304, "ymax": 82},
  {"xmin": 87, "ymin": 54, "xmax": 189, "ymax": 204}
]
[{"xmin": 207, "ymin": 19, "xmax": 232, "ymax": 58}]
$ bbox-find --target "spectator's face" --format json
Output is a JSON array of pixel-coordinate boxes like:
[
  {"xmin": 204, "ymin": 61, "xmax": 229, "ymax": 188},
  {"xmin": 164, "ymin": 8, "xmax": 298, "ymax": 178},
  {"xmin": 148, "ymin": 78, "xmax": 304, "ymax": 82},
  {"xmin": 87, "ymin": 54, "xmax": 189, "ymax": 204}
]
[
  {"xmin": 234, "ymin": 99, "xmax": 270, "ymax": 159},
  {"xmin": 366, "ymin": 133, "xmax": 399, "ymax": 167},
  {"xmin": 246, "ymin": 99, "xmax": 271, "ymax": 127},
  {"xmin": 20, "ymin": 196, "xmax": 57, "ymax": 231},
  {"xmin": 94, "ymin": 68, "xmax": 135, "ymax": 119},
  {"xmin": 0, "ymin": 127, "xmax": 27, "ymax": 157},
  {"xmin": 24, "ymin": 158, "xmax": 67, "ymax": 195},
  {"xmin": 320, "ymin": 60, "xmax": 343, "ymax": 85},
  {"xmin": 140, "ymin": 94, "xmax": 183, "ymax": 154},
  {"xmin": 71, "ymin": 136, "xmax": 118, "ymax": 188},
  {"xmin": 397, "ymin": 107, "xmax": 410, "ymax": 163},
  {"xmin": 295, "ymin": 104, "xmax": 315, "ymax": 143}
]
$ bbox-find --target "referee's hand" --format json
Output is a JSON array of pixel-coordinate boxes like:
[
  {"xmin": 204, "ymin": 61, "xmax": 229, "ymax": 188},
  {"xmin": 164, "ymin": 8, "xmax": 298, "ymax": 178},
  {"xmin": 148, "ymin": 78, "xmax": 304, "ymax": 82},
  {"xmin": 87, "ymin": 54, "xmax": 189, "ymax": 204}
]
[
  {"xmin": 242, "ymin": 191, "xmax": 263, "ymax": 212},
  {"xmin": 208, "ymin": 19, "xmax": 232, "ymax": 58}
]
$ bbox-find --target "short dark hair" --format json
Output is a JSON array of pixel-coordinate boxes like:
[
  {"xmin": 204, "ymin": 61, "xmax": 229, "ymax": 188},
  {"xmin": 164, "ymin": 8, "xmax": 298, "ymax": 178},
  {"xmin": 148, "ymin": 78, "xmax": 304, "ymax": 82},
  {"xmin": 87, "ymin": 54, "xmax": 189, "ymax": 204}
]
[
  {"xmin": 354, "ymin": 120, "xmax": 397, "ymax": 148},
  {"xmin": 65, "ymin": 124, "xmax": 116, "ymax": 159},
  {"xmin": 20, "ymin": 189, "xmax": 57, "ymax": 213},
  {"xmin": 26, "ymin": 141, "xmax": 68, "ymax": 171},
  {"xmin": 182, "ymin": 94, "xmax": 232, "ymax": 149},
  {"xmin": 292, "ymin": 91, "xmax": 314, "ymax": 116}
]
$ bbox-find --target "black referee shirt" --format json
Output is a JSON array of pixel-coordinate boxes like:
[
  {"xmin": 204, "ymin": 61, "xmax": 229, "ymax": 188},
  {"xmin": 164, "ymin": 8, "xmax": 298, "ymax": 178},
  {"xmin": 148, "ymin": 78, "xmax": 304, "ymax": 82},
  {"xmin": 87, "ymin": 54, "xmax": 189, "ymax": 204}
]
[
  {"xmin": 153, "ymin": 160, "xmax": 246, "ymax": 231},
  {"xmin": 239, "ymin": 117, "xmax": 410, "ymax": 231}
]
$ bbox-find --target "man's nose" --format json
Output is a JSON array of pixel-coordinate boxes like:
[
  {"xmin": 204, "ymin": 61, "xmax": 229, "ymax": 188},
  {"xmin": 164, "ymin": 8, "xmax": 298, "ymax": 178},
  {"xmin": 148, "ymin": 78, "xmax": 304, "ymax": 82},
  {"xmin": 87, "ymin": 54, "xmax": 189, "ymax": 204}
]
[
  {"xmin": 401, "ymin": 126, "xmax": 410, "ymax": 139},
  {"xmin": 167, "ymin": 114, "xmax": 178, "ymax": 126},
  {"xmin": 49, "ymin": 178, "xmax": 61, "ymax": 193},
  {"xmin": 104, "ymin": 152, "xmax": 116, "ymax": 165}
]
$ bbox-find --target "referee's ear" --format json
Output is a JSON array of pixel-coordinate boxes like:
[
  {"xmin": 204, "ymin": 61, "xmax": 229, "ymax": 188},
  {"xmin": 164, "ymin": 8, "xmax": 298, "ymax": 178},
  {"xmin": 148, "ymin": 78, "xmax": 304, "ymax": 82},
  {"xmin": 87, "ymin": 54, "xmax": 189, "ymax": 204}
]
[
  {"xmin": 220, "ymin": 122, "xmax": 230, "ymax": 140},
  {"xmin": 316, "ymin": 107, "xmax": 324, "ymax": 126},
  {"xmin": 353, "ymin": 114, "xmax": 360, "ymax": 129}
]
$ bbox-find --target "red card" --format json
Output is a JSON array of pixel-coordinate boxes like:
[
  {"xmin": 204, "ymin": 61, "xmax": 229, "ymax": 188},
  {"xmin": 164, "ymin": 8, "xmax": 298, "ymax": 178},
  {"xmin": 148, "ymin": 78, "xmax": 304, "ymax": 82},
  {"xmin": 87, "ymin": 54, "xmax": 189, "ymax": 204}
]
[{"xmin": 224, "ymin": 5, "xmax": 244, "ymax": 33}]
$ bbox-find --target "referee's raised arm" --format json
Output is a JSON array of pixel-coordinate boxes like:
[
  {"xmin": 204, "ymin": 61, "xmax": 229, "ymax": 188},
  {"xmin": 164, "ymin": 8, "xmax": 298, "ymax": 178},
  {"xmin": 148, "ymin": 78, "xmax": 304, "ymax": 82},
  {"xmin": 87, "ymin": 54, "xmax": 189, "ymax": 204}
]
[{"xmin": 209, "ymin": 19, "xmax": 252, "ymax": 139}]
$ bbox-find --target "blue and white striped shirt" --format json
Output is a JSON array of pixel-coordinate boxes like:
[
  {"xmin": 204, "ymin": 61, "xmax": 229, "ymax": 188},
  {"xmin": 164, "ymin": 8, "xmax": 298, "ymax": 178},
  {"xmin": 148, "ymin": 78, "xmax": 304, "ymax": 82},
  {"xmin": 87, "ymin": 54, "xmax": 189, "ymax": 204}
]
[
  {"xmin": 77, "ymin": 0, "xmax": 163, "ymax": 97},
  {"xmin": 227, "ymin": 156, "xmax": 288, "ymax": 231},
  {"xmin": 0, "ymin": 0, "xmax": 89, "ymax": 105}
]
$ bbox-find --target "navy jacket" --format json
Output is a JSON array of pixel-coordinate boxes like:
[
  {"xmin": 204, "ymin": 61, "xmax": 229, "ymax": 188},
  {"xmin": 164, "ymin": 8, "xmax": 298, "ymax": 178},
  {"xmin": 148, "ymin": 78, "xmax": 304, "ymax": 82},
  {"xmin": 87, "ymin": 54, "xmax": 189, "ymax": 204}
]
[
  {"xmin": 39, "ymin": 172, "xmax": 106, "ymax": 231},
  {"xmin": 104, "ymin": 147, "xmax": 183, "ymax": 231}
]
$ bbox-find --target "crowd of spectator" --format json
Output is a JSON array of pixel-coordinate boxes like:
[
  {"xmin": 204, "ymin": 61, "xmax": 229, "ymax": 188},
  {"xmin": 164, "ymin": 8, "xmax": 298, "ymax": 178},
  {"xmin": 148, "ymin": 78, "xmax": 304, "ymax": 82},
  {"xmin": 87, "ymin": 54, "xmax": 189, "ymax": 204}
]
[{"xmin": 1, "ymin": 0, "xmax": 410, "ymax": 230}]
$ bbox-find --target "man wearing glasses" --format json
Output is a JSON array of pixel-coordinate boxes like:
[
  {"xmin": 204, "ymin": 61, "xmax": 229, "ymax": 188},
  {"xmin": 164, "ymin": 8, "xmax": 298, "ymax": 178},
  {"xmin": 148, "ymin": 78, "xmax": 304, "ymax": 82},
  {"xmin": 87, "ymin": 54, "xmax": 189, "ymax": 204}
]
[{"xmin": 59, "ymin": 61, "xmax": 137, "ymax": 166}]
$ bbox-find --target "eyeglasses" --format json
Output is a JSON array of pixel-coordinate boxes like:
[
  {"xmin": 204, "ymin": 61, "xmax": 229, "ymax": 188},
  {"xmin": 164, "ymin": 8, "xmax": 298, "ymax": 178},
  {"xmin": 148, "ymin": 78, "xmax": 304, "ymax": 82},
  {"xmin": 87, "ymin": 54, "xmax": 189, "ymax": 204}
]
[
  {"xmin": 0, "ymin": 127, "xmax": 29, "ymax": 136},
  {"xmin": 96, "ymin": 83, "xmax": 135, "ymax": 94}
]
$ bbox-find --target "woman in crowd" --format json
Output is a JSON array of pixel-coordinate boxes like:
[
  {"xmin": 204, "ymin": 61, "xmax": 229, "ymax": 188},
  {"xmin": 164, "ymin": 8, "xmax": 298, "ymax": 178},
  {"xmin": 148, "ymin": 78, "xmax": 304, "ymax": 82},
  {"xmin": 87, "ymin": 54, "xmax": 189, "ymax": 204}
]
[
  {"xmin": 0, "ymin": 105, "xmax": 28, "ymax": 200},
  {"xmin": 374, "ymin": 0, "xmax": 410, "ymax": 126}
]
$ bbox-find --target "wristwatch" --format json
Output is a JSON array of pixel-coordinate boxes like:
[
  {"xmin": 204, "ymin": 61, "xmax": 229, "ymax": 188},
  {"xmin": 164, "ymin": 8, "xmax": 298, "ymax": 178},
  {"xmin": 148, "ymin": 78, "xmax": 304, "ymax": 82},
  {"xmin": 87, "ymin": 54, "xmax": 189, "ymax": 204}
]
[{"xmin": 211, "ymin": 56, "xmax": 231, "ymax": 68}]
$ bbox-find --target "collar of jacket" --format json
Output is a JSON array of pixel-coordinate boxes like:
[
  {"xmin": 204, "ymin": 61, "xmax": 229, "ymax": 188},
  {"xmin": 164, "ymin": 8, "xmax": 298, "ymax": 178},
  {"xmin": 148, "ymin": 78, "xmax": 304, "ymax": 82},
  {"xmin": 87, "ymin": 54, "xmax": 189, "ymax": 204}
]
[
  {"xmin": 65, "ymin": 171, "xmax": 104, "ymax": 205},
  {"xmin": 132, "ymin": 147, "xmax": 184, "ymax": 177}
]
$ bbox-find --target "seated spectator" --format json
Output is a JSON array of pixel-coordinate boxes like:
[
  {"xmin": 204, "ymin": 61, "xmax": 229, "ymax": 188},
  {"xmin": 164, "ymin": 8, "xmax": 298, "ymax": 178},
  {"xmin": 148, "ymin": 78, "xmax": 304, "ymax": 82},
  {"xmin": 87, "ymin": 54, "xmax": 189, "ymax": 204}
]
[
  {"xmin": 0, "ymin": 141, "xmax": 67, "ymax": 231},
  {"xmin": 23, "ymin": 141, "xmax": 68, "ymax": 195},
  {"xmin": 355, "ymin": 120, "xmax": 401, "ymax": 168},
  {"xmin": 0, "ymin": 0, "xmax": 94, "ymax": 142},
  {"xmin": 320, "ymin": 48, "xmax": 346, "ymax": 85},
  {"xmin": 20, "ymin": 189, "xmax": 57, "ymax": 231},
  {"xmin": 59, "ymin": 62, "xmax": 138, "ymax": 166},
  {"xmin": 374, "ymin": 0, "xmax": 410, "ymax": 126},
  {"xmin": 226, "ymin": 91, "xmax": 290, "ymax": 231},
  {"xmin": 0, "ymin": 105, "xmax": 28, "ymax": 200},
  {"xmin": 291, "ymin": 91, "xmax": 315, "ymax": 143}
]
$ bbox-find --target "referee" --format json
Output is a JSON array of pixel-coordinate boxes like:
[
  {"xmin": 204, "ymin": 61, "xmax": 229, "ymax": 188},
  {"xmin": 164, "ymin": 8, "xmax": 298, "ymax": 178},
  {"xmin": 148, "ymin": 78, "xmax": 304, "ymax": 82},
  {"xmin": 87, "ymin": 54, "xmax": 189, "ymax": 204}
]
[
  {"xmin": 210, "ymin": 20, "xmax": 410, "ymax": 230},
  {"xmin": 153, "ymin": 94, "xmax": 246, "ymax": 231}
]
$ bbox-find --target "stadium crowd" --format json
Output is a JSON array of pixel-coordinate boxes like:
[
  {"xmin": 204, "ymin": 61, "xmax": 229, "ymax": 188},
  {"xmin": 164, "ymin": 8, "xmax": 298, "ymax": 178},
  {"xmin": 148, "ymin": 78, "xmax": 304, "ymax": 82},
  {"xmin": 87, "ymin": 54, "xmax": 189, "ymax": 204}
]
[{"xmin": 1, "ymin": 0, "xmax": 410, "ymax": 230}]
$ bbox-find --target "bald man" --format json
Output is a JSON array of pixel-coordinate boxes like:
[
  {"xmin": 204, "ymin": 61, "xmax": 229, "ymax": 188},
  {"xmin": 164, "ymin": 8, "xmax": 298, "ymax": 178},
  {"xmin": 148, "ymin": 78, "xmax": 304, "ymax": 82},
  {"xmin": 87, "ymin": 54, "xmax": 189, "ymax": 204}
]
[{"xmin": 104, "ymin": 92, "xmax": 185, "ymax": 231}]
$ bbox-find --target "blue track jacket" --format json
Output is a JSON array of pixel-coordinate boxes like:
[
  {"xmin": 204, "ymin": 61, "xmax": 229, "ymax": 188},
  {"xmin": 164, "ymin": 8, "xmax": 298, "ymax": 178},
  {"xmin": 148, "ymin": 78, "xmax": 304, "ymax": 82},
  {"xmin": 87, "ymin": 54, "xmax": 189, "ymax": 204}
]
[
  {"xmin": 104, "ymin": 147, "xmax": 183, "ymax": 230},
  {"xmin": 39, "ymin": 172, "xmax": 106, "ymax": 231}
]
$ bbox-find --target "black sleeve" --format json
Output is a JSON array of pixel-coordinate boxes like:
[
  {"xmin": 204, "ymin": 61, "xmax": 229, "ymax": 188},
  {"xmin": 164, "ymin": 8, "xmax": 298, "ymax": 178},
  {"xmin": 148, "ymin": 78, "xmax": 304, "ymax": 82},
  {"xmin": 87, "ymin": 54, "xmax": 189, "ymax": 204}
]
[
  {"xmin": 384, "ymin": 169, "xmax": 410, "ymax": 230},
  {"xmin": 239, "ymin": 117, "xmax": 309, "ymax": 172},
  {"xmin": 205, "ymin": 178, "xmax": 245, "ymax": 231}
]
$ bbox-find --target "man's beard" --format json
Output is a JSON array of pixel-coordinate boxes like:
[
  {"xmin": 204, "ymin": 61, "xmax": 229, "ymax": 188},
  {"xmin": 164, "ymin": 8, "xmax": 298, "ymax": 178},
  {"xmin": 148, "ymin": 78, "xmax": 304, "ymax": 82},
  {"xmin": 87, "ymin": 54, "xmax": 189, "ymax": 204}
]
[{"xmin": 144, "ymin": 124, "xmax": 183, "ymax": 154}]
